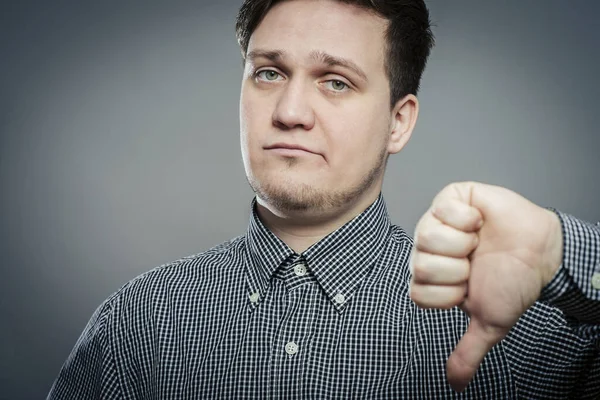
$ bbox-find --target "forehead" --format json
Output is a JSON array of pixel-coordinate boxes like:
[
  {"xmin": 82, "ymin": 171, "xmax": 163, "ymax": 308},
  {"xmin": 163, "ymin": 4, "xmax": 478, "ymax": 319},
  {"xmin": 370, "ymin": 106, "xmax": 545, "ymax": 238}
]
[{"xmin": 248, "ymin": 0, "xmax": 388, "ymax": 75}]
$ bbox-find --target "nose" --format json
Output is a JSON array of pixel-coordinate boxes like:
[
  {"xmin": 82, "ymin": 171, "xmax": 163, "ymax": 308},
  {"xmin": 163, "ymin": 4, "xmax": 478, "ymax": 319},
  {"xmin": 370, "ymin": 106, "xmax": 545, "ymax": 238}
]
[{"xmin": 272, "ymin": 79, "xmax": 315, "ymax": 131}]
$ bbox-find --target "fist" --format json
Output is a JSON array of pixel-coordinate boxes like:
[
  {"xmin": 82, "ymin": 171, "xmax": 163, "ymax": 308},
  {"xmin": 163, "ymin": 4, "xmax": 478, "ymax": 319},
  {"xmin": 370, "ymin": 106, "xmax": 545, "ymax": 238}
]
[{"xmin": 409, "ymin": 181, "xmax": 563, "ymax": 392}]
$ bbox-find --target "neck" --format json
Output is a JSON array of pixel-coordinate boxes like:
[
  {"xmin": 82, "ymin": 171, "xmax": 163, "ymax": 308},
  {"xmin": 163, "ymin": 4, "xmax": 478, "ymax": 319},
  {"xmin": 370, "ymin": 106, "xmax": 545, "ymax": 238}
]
[{"xmin": 256, "ymin": 190, "xmax": 381, "ymax": 254}]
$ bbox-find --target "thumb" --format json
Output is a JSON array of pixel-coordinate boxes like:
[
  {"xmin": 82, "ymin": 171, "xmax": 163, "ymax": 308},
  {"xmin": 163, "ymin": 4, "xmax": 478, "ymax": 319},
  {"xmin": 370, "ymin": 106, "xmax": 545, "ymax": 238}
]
[{"xmin": 446, "ymin": 319, "xmax": 503, "ymax": 392}]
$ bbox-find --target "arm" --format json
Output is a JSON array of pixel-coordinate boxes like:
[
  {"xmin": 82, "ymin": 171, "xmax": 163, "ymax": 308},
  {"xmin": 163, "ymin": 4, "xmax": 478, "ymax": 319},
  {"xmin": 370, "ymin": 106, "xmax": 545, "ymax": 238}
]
[
  {"xmin": 47, "ymin": 299, "xmax": 122, "ymax": 400},
  {"xmin": 409, "ymin": 181, "xmax": 599, "ymax": 391},
  {"xmin": 540, "ymin": 210, "xmax": 600, "ymax": 324}
]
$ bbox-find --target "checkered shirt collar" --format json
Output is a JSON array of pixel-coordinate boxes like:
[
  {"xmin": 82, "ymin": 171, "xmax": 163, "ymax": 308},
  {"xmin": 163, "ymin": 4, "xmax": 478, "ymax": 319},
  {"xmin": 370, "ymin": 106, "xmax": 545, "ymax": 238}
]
[{"xmin": 245, "ymin": 194, "xmax": 392, "ymax": 312}]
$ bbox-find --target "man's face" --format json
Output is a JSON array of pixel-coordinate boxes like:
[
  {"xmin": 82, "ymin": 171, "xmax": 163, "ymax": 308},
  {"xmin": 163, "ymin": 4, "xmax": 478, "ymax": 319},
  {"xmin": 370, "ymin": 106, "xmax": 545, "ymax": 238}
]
[{"xmin": 240, "ymin": 0, "xmax": 397, "ymax": 215}]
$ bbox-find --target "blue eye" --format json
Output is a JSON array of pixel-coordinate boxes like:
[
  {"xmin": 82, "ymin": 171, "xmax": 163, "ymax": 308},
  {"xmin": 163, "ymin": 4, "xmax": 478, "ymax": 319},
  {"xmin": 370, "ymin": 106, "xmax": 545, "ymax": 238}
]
[
  {"xmin": 330, "ymin": 80, "xmax": 347, "ymax": 91},
  {"xmin": 324, "ymin": 79, "xmax": 349, "ymax": 92},
  {"xmin": 257, "ymin": 70, "xmax": 282, "ymax": 81}
]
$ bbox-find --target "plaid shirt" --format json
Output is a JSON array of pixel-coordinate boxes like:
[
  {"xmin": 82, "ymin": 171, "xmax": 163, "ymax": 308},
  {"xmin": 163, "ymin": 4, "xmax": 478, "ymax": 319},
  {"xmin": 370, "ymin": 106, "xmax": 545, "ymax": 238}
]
[{"xmin": 48, "ymin": 195, "xmax": 600, "ymax": 399}]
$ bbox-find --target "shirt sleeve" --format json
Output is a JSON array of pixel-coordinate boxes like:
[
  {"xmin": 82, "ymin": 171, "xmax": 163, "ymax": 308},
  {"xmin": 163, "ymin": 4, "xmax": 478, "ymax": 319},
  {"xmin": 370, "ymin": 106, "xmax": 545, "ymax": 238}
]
[
  {"xmin": 46, "ymin": 298, "xmax": 122, "ymax": 400},
  {"xmin": 539, "ymin": 210, "xmax": 600, "ymax": 326}
]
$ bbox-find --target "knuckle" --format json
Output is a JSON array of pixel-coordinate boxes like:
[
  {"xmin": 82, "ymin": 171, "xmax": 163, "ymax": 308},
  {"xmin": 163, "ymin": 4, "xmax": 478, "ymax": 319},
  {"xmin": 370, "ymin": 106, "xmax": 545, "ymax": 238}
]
[
  {"xmin": 411, "ymin": 260, "xmax": 432, "ymax": 282},
  {"xmin": 416, "ymin": 211, "xmax": 431, "ymax": 229},
  {"xmin": 441, "ymin": 182, "xmax": 456, "ymax": 195},
  {"xmin": 409, "ymin": 283, "xmax": 422, "ymax": 303},
  {"xmin": 415, "ymin": 229, "xmax": 433, "ymax": 249}
]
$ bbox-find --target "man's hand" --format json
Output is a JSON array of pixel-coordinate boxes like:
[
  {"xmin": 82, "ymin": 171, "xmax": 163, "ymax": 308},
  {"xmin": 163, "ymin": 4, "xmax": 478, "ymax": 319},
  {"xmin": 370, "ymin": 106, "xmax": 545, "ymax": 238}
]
[{"xmin": 409, "ymin": 181, "xmax": 564, "ymax": 392}]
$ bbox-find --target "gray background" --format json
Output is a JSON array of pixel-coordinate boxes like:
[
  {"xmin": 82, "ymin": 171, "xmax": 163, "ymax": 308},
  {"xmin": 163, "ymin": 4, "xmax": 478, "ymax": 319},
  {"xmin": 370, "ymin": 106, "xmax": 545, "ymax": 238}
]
[{"xmin": 1, "ymin": 1, "xmax": 598, "ymax": 398}]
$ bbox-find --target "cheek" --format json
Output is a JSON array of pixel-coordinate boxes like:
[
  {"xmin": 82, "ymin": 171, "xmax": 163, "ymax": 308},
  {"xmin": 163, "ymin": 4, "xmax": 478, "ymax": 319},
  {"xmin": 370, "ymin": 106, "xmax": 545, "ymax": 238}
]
[
  {"xmin": 324, "ymin": 109, "xmax": 389, "ymax": 170},
  {"xmin": 239, "ymin": 92, "xmax": 254, "ymax": 141},
  {"xmin": 240, "ymin": 95, "xmax": 265, "ymax": 159}
]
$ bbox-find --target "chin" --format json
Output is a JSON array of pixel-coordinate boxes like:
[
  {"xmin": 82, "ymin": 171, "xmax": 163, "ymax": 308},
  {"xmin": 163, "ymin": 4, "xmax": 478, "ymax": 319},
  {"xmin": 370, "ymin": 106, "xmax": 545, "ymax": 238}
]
[{"xmin": 254, "ymin": 177, "xmax": 354, "ymax": 215}]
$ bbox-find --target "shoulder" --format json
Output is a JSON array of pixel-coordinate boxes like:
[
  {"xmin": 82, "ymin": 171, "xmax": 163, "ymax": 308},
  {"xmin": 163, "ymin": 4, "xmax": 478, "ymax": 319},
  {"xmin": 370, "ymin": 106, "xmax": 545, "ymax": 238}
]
[{"xmin": 99, "ymin": 235, "xmax": 247, "ymax": 313}]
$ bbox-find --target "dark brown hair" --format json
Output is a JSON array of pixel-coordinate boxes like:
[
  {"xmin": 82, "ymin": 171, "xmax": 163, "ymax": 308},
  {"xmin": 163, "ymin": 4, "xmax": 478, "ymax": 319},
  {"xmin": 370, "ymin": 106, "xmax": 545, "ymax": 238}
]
[{"xmin": 235, "ymin": 0, "xmax": 435, "ymax": 107}]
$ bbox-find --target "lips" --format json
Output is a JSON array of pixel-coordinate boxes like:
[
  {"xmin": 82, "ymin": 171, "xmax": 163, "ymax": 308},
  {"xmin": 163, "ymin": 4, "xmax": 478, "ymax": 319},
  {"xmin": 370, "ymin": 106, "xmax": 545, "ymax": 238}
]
[{"xmin": 264, "ymin": 143, "xmax": 318, "ymax": 155}]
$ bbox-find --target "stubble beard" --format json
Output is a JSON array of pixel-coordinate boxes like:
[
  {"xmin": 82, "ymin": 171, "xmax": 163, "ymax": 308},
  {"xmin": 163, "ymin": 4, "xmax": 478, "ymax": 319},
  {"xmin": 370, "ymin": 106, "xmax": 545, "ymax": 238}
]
[{"xmin": 246, "ymin": 148, "xmax": 388, "ymax": 214}]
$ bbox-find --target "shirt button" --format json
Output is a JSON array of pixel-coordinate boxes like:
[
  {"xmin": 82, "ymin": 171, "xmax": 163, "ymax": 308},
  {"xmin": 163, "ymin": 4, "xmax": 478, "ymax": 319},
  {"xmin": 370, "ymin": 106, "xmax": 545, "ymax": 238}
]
[
  {"xmin": 293, "ymin": 264, "xmax": 307, "ymax": 277},
  {"xmin": 249, "ymin": 292, "xmax": 260, "ymax": 303},
  {"xmin": 592, "ymin": 272, "xmax": 600, "ymax": 290},
  {"xmin": 334, "ymin": 293, "xmax": 346, "ymax": 305},
  {"xmin": 285, "ymin": 342, "xmax": 299, "ymax": 355}
]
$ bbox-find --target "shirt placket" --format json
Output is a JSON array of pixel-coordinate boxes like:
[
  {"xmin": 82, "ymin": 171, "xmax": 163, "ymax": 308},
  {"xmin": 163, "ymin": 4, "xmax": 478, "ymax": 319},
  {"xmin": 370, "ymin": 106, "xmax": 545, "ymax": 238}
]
[{"xmin": 270, "ymin": 257, "xmax": 317, "ymax": 397}]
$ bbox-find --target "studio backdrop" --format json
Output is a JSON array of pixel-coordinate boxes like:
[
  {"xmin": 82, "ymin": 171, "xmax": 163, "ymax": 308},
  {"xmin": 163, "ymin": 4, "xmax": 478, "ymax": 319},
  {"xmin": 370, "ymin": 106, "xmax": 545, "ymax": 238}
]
[{"xmin": 1, "ymin": 1, "xmax": 598, "ymax": 399}]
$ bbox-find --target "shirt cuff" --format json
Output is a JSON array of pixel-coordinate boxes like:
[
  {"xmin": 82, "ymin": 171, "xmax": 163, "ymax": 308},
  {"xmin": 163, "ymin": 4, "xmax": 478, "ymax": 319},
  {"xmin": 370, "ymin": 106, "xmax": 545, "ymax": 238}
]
[{"xmin": 539, "ymin": 209, "xmax": 600, "ymax": 323}]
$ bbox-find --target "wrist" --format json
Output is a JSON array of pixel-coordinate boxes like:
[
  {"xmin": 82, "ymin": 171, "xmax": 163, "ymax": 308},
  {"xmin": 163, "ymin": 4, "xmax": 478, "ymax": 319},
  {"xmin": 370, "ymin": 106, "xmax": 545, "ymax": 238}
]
[{"xmin": 541, "ymin": 209, "xmax": 564, "ymax": 288}]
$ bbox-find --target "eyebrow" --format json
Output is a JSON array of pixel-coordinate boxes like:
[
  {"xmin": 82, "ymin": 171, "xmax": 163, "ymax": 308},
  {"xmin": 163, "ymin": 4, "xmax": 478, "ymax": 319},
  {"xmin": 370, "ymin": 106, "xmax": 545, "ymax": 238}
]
[
  {"xmin": 309, "ymin": 50, "xmax": 368, "ymax": 83},
  {"xmin": 246, "ymin": 49, "xmax": 368, "ymax": 83},
  {"xmin": 246, "ymin": 49, "xmax": 286, "ymax": 63}
]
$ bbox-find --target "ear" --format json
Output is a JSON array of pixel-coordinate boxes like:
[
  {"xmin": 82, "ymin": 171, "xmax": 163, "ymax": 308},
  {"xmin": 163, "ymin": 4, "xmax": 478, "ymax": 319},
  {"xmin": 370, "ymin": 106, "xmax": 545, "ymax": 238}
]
[{"xmin": 387, "ymin": 94, "xmax": 419, "ymax": 154}]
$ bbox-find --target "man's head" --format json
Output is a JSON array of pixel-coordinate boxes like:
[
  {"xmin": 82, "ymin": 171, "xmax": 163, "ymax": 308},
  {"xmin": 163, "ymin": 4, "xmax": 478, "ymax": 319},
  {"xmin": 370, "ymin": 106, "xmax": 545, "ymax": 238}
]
[
  {"xmin": 237, "ymin": 0, "xmax": 434, "ymax": 219},
  {"xmin": 237, "ymin": 0, "xmax": 434, "ymax": 107}
]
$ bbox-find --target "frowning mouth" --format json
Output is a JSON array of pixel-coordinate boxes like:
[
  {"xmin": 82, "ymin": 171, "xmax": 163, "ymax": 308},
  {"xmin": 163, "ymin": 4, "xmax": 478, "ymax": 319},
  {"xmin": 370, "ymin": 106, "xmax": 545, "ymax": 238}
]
[{"xmin": 264, "ymin": 143, "xmax": 320, "ymax": 157}]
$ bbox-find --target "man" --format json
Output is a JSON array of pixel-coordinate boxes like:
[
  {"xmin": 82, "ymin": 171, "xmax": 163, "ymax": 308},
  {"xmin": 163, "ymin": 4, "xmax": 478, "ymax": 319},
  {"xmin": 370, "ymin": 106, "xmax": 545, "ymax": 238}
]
[{"xmin": 48, "ymin": 0, "xmax": 600, "ymax": 398}]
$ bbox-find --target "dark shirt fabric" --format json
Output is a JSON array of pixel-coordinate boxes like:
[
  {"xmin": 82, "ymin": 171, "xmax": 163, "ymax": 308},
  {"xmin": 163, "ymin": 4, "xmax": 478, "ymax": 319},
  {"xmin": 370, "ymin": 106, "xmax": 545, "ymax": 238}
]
[{"xmin": 48, "ymin": 195, "xmax": 600, "ymax": 399}]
